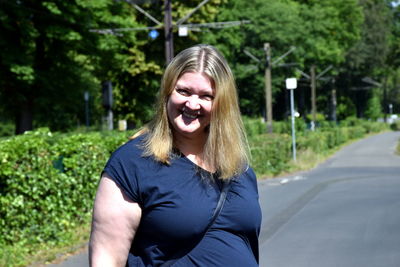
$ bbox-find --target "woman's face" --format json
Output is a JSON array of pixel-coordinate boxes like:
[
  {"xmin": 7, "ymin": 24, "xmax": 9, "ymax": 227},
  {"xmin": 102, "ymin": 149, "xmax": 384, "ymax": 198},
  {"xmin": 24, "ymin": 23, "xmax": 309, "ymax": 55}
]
[{"xmin": 167, "ymin": 72, "xmax": 215, "ymax": 140}]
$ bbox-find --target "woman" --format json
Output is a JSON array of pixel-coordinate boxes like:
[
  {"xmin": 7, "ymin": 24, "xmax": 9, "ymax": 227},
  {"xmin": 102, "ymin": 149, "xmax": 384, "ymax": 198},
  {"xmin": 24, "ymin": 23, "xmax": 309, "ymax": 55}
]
[{"xmin": 89, "ymin": 44, "xmax": 262, "ymax": 267}]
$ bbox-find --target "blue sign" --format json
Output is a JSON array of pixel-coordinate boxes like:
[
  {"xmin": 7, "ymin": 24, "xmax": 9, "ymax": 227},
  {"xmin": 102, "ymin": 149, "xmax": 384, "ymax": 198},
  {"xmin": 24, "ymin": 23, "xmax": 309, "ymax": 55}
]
[{"xmin": 149, "ymin": 30, "xmax": 159, "ymax": 40}]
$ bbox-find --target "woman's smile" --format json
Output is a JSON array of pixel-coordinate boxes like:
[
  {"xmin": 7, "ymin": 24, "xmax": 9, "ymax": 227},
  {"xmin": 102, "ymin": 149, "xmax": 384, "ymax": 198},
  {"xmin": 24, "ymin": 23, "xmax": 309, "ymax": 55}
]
[
  {"xmin": 182, "ymin": 106, "xmax": 200, "ymax": 120},
  {"xmin": 167, "ymin": 72, "xmax": 214, "ymax": 138}
]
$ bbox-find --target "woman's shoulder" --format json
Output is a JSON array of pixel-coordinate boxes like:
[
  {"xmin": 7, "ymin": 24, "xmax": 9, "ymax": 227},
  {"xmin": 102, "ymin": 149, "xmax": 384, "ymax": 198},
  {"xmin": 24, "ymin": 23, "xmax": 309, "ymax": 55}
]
[
  {"xmin": 242, "ymin": 165, "xmax": 256, "ymax": 179},
  {"xmin": 233, "ymin": 165, "xmax": 257, "ymax": 187},
  {"xmin": 108, "ymin": 134, "xmax": 148, "ymax": 163}
]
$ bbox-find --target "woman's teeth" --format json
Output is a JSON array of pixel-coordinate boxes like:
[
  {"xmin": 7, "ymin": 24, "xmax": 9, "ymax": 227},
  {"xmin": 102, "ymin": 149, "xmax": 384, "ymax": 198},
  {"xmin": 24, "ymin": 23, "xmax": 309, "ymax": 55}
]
[{"xmin": 183, "ymin": 110, "xmax": 198, "ymax": 119}]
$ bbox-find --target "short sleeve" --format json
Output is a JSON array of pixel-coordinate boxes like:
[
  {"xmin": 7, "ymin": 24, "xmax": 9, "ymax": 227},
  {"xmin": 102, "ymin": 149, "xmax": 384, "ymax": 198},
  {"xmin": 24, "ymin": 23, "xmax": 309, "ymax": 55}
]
[
  {"xmin": 246, "ymin": 167, "xmax": 259, "ymax": 195},
  {"xmin": 103, "ymin": 140, "xmax": 142, "ymax": 204}
]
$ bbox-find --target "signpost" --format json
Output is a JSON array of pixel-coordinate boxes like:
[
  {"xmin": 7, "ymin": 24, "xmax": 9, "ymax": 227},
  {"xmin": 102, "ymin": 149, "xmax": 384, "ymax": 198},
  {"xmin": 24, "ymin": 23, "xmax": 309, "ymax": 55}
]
[{"xmin": 286, "ymin": 78, "xmax": 297, "ymax": 162}]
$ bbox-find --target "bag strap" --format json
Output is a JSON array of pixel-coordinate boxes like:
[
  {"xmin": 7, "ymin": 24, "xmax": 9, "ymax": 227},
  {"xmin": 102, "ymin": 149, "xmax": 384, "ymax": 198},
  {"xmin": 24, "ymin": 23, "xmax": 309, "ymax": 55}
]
[
  {"xmin": 207, "ymin": 179, "xmax": 231, "ymax": 228},
  {"xmin": 161, "ymin": 179, "xmax": 231, "ymax": 267}
]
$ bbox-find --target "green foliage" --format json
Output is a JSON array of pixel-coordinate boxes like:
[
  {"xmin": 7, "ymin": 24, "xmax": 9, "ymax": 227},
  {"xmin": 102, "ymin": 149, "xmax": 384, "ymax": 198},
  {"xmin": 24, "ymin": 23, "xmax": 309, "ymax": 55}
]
[
  {"xmin": 0, "ymin": 128, "xmax": 130, "ymax": 248},
  {"xmin": 242, "ymin": 116, "xmax": 266, "ymax": 137},
  {"xmin": 390, "ymin": 120, "xmax": 400, "ymax": 131},
  {"xmin": 249, "ymin": 134, "xmax": 292, "ymax": 176},
  {"xmin": 0, "ymin": 118, "xmax": 389, "ymax": 265},
  {"xmin": 299, "ymin": 0, "xmax": 363, "ymax": 65},
  {"xmin": 338, "ymin": 0, "xmax": 394, "ymax": 118},
  {"xmin": 336, "ymin": 96, "xmax": 357, "ymax": 120},
  {"xmin": 200, "ymin": 0, "xmax": 364, "ymax": 117},
  {"xmin": 305, "ymin": 113, "xmax": 326, "ymax": 123},
  {"xmin": 248, "ymin": 117, "xmax": 387, "ymax": 177},
  {"xmin": 0, "ymin": 121, "xmax": 14, "ymax": 137},
  {"xmin": 345, "ymin": 0, "xmax": 391, "ymax": 72},
  {"xmin": 397, "ymin": 138, "xmax": 400, "ymax": 155},
  {"xmin": 364, "ymin": 89, "xmax": 383, "ymax": 120},
  {"xmin": 273, "ymin": 119, "xmax": 308, "ymax": 134},
  {"xmin": 1, "ymin": 0, "xmax": 397, "ymax": 133},
  {"xmin": 0, "ymin": 0, "xmax": 230, "ymax": 133}
]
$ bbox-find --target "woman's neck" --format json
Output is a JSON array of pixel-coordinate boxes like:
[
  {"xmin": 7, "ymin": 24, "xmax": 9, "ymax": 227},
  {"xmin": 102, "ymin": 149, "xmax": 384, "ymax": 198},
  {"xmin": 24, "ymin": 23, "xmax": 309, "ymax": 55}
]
[{"xmin": 174, "ymin": 132, "xmax": 214, "ymax": 172}]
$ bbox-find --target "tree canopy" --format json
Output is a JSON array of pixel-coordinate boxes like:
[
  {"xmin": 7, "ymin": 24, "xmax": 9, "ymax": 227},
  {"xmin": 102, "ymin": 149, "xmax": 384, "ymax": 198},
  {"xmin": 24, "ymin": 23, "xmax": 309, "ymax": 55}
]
[{"xmin": 0, "ymin": 0, "xmax": 398, "ymax": 134}]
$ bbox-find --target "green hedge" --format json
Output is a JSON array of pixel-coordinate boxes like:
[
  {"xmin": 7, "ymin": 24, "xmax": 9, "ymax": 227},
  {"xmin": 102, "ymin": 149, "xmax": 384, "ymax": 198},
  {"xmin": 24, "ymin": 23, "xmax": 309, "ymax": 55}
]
[
  {"xmin": 247, "ymin": 117, "xmax": 388, "ymax": 176},
  {"xmin": 0, "ymin": 128, "xmax": 130, "ymax": 247},
  {"xmin": 0, "ymin": 121, "xmax": 14, "ymax": 137},
  {"xmin": 390, "ymin": 120, "xmax": 400, "ymax": 131},
  {"xmin": 249, "ymin": 134, "xmax": 292, "ymax": 176}
]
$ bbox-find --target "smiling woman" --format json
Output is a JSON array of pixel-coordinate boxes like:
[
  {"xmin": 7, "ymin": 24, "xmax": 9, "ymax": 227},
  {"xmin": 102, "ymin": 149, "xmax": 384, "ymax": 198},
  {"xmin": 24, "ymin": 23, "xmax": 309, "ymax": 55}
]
[
  {"xmin": 167, "ymin": 72, "xmax": 214, "ymax": 156},
  {"xmin": 89, "ymin": 44, "xmax": 261, "ymax": 267}
]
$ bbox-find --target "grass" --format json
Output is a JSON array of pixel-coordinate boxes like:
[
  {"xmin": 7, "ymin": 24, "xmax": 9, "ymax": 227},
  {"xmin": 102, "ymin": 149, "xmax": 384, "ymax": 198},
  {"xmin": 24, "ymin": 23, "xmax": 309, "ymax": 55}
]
[
  {"xmin": 397, "ymin": 139, "xmax": 400, "ymax": 155},
  {"xmin": 257, "ymin": 146, "xmax": 334, "ymax": 179}
]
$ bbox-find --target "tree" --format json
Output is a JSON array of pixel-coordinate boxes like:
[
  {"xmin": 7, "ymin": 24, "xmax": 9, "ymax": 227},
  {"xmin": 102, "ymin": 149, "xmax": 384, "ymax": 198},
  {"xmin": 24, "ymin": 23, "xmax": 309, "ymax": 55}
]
[
  {"xmin": 107, "ymin": 0, "xmax": 228, "ymax": 127},
  {"xmin": 364, "ymin": 88, "xmax": 382, "ymax": 120},
  {"xmin": 384, "ymin": 1, "xmax": 400, "ymax": 115},
  {"xmin": 199, "ymin": 0, "xmax": 363, "ymax": 120},
  {"xmin": 200, "ymin": 0, "xmax": 305, "ymax": 117},
  {"xmin": 0, "ymin": 0, "xmax": 142, "ymax": 133},
  {"xmin": 338, "ymin": 0, "xmax": 392, "ymax": 118}
]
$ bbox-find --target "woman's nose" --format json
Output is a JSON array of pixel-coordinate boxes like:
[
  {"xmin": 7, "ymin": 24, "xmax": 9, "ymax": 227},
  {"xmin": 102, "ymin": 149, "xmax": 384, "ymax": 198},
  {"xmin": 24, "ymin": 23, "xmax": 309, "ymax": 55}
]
[{"xmin": 185, "ymin": 96, "xmax": 200, "ymax": 110}]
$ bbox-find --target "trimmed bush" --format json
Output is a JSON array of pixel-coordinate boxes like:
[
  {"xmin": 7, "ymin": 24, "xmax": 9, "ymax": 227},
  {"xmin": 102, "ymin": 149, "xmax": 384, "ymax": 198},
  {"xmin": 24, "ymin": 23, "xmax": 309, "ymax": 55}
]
[
  {"xmin": 273, "ymin": 119, "xmax": 307, "ymax": 135},
  {"xmin": 0, "ymin": 121, "xmax": 14, "ymax": 137},
  {"xmin": 0, "ymin": 128, "xmax": 130, "ymax": 247},
  {"xmin": 249, "ymin": 134, "xmax": 291, "ymax": 176},
  {"xmin": 390, "ymin": 120, "xmax": 400, "ymax": 131},
  {"xmin": 242, "ymin": 116, "xmax": 265, "ymax": 137}
]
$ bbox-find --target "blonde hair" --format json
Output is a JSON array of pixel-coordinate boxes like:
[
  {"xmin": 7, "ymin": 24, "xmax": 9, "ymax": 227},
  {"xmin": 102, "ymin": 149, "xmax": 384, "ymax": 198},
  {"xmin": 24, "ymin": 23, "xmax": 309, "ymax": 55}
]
[{"xmin": 138, "ymin": 44, "xmax": 249, "ymax": 179}]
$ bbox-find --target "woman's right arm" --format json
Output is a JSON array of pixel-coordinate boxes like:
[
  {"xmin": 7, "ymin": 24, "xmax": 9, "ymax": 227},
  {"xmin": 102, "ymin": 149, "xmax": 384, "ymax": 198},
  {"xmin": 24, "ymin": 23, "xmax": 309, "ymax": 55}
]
[{"xmin": 89, "ymin": 174, "xmax": 142, "ymax": 267}]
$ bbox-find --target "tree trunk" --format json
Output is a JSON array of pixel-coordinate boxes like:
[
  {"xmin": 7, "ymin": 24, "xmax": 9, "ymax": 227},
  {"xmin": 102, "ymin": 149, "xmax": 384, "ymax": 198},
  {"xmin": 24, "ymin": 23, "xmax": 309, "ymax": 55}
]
[{"xmin": 15, "ymin": 99, "xmax": 33, "ymax": 134}]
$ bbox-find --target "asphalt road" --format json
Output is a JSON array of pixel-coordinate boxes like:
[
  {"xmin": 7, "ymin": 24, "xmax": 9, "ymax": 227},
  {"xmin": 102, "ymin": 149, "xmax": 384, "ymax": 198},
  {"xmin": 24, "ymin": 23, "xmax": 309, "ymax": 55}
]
[
  {"xmin": 46, "ymin": 131, "xmax": 400, "ymax": 267},
  {"xmin": 258, "ymin": 131, "xmax": 400, "ymax": 267}
]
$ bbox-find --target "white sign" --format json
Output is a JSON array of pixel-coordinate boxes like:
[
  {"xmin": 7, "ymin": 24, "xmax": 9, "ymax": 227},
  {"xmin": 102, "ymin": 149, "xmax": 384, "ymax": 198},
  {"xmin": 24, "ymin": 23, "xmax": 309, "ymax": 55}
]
[
  {"xmin": 286, "ymin": 78, "xmax": 297, "ymax": 90},
  {"xmin": 178, "ymin": 26, "xmax": 188, "ymax": 37},
  {"xmin": 118, "ymin": 120, "xmax": 127, "ymax": 131}
]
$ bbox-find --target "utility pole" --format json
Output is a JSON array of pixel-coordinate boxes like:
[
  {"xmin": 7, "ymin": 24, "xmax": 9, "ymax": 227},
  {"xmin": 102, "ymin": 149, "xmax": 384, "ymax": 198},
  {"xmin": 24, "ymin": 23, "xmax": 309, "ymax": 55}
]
[
  {"xmin": 91, "ymin": 0, "xmax": 249, "ymax": 65},
  {"xmin": 164, "ymin": 0, "xmax": 173, "ymax": 64},
  {"xmin": 297, "ymin": 65, "xmax": 332, "ymax": 130},
  {"xmin": 310, "ymin": 65, "xmax": 316, "ymax": 131},
  {"xmin": 331, "ymin": 80, "xmax": 337, "ymax": 123},
  {"xmin": 264, "ymin": 43, "xmax": 272, "ymax": 133},
  {"xmin": 245, "ymin": 45, "xmax": 296, "ymax": 133}
]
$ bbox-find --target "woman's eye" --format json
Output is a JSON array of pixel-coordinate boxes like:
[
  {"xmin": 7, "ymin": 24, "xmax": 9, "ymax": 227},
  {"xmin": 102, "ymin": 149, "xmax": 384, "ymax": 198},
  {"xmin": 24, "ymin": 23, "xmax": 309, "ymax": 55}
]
[
  {"xmin": 202, "ymin": 95, "xmax": 214, "ymax": 101},
  {"xmin": 176, "ymin": 89, "xmax": 190, "ymax": 96}
]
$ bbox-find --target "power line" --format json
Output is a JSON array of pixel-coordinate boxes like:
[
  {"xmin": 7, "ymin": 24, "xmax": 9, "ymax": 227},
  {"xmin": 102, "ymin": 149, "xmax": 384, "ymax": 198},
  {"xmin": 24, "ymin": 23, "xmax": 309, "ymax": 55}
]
[
  {"xmin": 90, "ymin": 20, "xmax": 250, "ymax": 33},
  {"xmin": 91, "ymin": 1, "xmax": 251, "ymax": 64}
]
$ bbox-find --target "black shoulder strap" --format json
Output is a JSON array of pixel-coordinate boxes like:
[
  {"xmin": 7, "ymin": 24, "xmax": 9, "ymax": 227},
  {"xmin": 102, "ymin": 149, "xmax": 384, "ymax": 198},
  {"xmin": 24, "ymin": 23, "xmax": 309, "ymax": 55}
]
[
  {"xmin": 161, "ymin": 179, "xmax": 231, "ymax": 267},
  {"xmin": 207, "ymin": 179, "xmax": 231, "ymax": 228}
]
